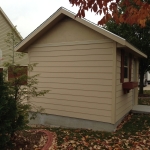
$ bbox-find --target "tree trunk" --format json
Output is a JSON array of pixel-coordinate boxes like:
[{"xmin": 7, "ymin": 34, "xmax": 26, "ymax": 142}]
[{"xmin": 139, "ymin": 72, "xmax": 144, "ymax": 95}]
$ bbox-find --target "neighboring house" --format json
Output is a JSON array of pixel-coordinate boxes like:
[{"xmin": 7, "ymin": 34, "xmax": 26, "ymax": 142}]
[
  {"xmin": 0, "ymin": 7, "xmax": 28, "ymax": 78},
  {"xmin": 15, "ymin": 7, "xmax": 146, "ymax": 131}
]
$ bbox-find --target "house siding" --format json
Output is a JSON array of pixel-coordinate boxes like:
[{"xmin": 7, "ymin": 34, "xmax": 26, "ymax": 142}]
[
  {"xmin": 29, "ymin": 42, "xmax": 114, "ymax": 123},
  {"xmin": 0, "ymin": 10, "xmax": 28, "ymax": 66},
  {"xmin": 34, "ymin": 17, "xmax": 108, "ymax": 44},
  {"xmin": 115, "ymin": 49, "xmax": 134, "ymax": 122},
  {"xmin": 28, "ymin": 17, "xmax": 115, "ymax": 123}
]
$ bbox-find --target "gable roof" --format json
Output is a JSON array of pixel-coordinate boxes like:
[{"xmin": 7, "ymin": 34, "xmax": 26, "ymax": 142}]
[
  {"xmin": 15, "ymin": 7, "xmax": 146, "ymax": 58},
  {"xmin": 0, "ymin": 7, "xmax": 22, "ymax": 40}
]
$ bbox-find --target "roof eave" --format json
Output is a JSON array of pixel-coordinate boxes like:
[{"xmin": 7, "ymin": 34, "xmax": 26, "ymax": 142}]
[
  {"xmin": 15, "ymin": 7, "xmax": 126, "ymax": 52},
  {"xmin": 15, "ymin": 7, "xmax": 147, "ymax": 59},
  {"xmin": 125, "ymin": 41, "xmax": 147, "ymax": 58},
  {"xmin": 15, "ymin": 8, "xmax": 65, "ymax": 52},
  {"xmin": 117, "ymin": 42, "xmax": 147, "ymax": 58}
]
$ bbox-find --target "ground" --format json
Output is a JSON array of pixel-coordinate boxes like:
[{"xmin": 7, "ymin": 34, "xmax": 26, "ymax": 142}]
[
  {"xmin": 8, "ymin": 128, "xmax": 57, "ymax": 150},
  {"xmin": 9, "ymin": 130, "xmax": 46, "ymax": 150},
  {"xmin": 7, "ymin": 87, "xmax": 150, "ymax": 149},
  {"xmin": 9, "ymin": 113, "xmax": 150, "ymax": 149}
]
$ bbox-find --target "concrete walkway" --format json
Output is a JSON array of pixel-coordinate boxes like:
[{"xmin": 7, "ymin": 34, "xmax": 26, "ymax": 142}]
[{"xmin": 132, "ymin": 105, "xmax": 150, "ymax": 113}]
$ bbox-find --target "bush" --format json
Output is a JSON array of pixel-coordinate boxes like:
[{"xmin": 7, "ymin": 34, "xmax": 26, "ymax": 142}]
[
  {"xmin": 0, "ymin": 72, "xmax": 22, "ymax": 148},
  {"xmin": 0, "ymin": 65, "xmax": 49, "ymax": 149},
  {"xmin": 0, "ymin": 29, "xmax": 49, "ymax": 149}
]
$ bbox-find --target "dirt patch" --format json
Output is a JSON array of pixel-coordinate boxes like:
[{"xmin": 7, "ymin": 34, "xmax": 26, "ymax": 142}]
[{"xmin": 9, "ymin": 129, "xmax": 47, "ymax": 150}]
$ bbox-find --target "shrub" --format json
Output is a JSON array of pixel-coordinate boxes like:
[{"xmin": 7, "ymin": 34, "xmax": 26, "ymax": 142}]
[{"xmin": 0, "ymin": 72, "xmax": 21, "ymax": 148}]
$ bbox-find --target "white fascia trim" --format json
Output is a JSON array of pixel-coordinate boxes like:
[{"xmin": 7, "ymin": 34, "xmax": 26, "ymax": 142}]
[
  {"xmin": 15, "ymin": 8, "xmax": 63, "ymax": 51},
  {"xmin": 125, "ymin": 41, "xmax": 147, "ymax": 58}
]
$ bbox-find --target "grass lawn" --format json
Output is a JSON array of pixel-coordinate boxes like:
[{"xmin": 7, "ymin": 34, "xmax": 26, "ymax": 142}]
[
  {"xmin": 138, "ymin": 90, "xmax": 150, "ymax": 105},
  {"xmin": 138, "ymin": 98, "xmax": 150, "ymax": 105},
  {"xmin": 47, "ymin": 112, "xmax": 150, "ymax": 149}
]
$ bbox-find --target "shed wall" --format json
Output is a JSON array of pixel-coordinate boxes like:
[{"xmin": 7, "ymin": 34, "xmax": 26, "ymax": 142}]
[
  {"xmin": 28, "ymin": 17, "xmax": 115, "ymax": 123},
  {"xmin": 33, "ymin": 17, "xmax": 108, "ymax": 45},
  {"xmin": 115, "ymin": 49, "xmax": 135, "ymax": 122}
]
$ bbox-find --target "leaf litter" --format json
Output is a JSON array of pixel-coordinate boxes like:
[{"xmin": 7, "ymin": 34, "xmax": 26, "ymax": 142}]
[{"xmin": 9, "ymin": 112, "xmax": 150, "ymax": 149}]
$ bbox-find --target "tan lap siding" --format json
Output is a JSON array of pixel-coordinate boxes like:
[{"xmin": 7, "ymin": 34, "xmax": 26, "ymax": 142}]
[
  {"xmin": 29, "ymin": 42, "xmax": 114, "ymax": 123},
  {"xmin": 116, "ymin": 49, "xmax": 133, "ymax": 122},
  {"xmin": 0, "ymin": 13, "xmax": 28, "ymax": 66},
  {"xmin": 0, "ymin": 13, "xmax": 12, "ymax": 66}
]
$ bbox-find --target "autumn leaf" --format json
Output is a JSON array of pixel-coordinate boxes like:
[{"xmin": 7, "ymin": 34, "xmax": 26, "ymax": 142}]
[
  {"xmin": 69, "ymin": 0, "xmax": 150, "ymax": 27},
  {"xmin": 93, "ymin": 3, "xmax": 98, "ymax": 12},
  {"xmin": 97, "ymin": 0, "xmax": 103, "ymax": 9},
  {"xmin": 81, "ymin": 9, "xmax": 85, "ymax": 17},
  {"xmin": 139, "ymin": 19, "xmax": 146, "ymax": 27}
]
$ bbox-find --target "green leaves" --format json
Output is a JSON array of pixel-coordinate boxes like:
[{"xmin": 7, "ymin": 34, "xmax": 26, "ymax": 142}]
[{"xmin": 0, "ymin": 29, "xmax": 49, "ymax": 149}]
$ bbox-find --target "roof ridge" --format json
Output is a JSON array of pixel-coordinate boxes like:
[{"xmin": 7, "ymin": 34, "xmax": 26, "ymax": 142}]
[{"xmin": 14, "ymin": 7, "xmax": 146, "ymax": 58}]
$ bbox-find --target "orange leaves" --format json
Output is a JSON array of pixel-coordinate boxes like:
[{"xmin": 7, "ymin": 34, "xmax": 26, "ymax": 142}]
[
  {"xmin": 139, "ymin": 19, "xmax": 146, "ymax": 27},
  {"xmin": 69, "ymin": 0, "xmax": 150, "ymax": 27},
  {"xmin": 97, "ymin": 0, "xmax": 103, "ymax": 9},
  {"xmin": 103, "ymin": 7, "xmax": 108, "ymax": 14},
  {"xmin": 124, "ymin": 0, "xmax": 130, "ymax": 6},
  {"xmin": 135, "ymin": 0, "xmax": 142, "ymax": 6},
  {"xmin": 98, "ymin": 13, "xmax": 111, "ymax": 26},
  {"xmin": 88, "ymin": 0, "xmax": 95, "ymax": 8},
  {"xmin": 98, "ymin": 16, "xmax": 105, "ymax": 25},
  {"xmin": 106, "ymin": 13, "xmax": 111, "ymax": 21},
  {"xmin": 116, "ymin": 0, "xmax": 120, "ymax": 3},
  {"xmin": 81, "ymin": 9, "xmax": 85, "ymax": 17},
  {"xmin": 93, "ymin": 3, "xmax": 97, "ymax": 12}
]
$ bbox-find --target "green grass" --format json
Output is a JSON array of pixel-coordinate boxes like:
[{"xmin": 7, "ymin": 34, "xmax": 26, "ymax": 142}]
[
  {"xmin": 143, "ymin": 90, "xmax": 150, "ymax": 95},
  {"xmin": 138, "ymin": 90, "xmax": 150, "ymax": 105},
  {"xmin": 138, "ymin": 98, "xmax": 150, "ymax": 105}
]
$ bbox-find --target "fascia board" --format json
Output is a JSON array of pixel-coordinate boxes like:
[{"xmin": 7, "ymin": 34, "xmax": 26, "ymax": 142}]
[
  {"xmin": 15, "ymin": 8, "xmax": 64, "ymax": 52},
  {"xmin": 125, "ymin": 41, "xmax": 147, "ymax": 58}
]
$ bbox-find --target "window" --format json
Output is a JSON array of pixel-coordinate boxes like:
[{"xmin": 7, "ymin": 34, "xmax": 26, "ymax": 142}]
[
  {"xmin": 124, "ymin": 55, "xmax": 128, "ymax": 78},
  {"xmin": 120, "ymin": 50, "xmax": 132, "ymax": 83}
]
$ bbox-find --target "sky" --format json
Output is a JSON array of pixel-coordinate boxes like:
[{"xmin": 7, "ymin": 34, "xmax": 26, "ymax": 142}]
[{"xmin": 0, "ymin": 0, "xmax": 102, "ymax": 38}]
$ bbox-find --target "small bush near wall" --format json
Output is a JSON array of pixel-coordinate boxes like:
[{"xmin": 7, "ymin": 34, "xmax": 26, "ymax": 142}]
[{"xmin": 0, "ymin": 72, "xmax": 28, "ymax": 149}]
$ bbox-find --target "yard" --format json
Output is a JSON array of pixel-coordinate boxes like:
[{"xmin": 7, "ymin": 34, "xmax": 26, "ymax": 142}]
[
  {"xmin": 9, "ymin": 112, "xmax": 150, "ymax": 150},
  {"xmin": 7, "ymin": 90, "xmax": 150, "ymax": 150}
]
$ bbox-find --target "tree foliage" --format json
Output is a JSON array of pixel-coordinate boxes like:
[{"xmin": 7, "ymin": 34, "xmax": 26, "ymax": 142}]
[
  {"xmin": 0, "ymin": 72, "xmax": 18, "ymax": 149},
  {"xmin": 69, "ymin": 0, "xmax": 150, "ymax": 27},
  {"xmin": 0, "ymin": 29, "xmax": 49, "ymax": 149}
]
